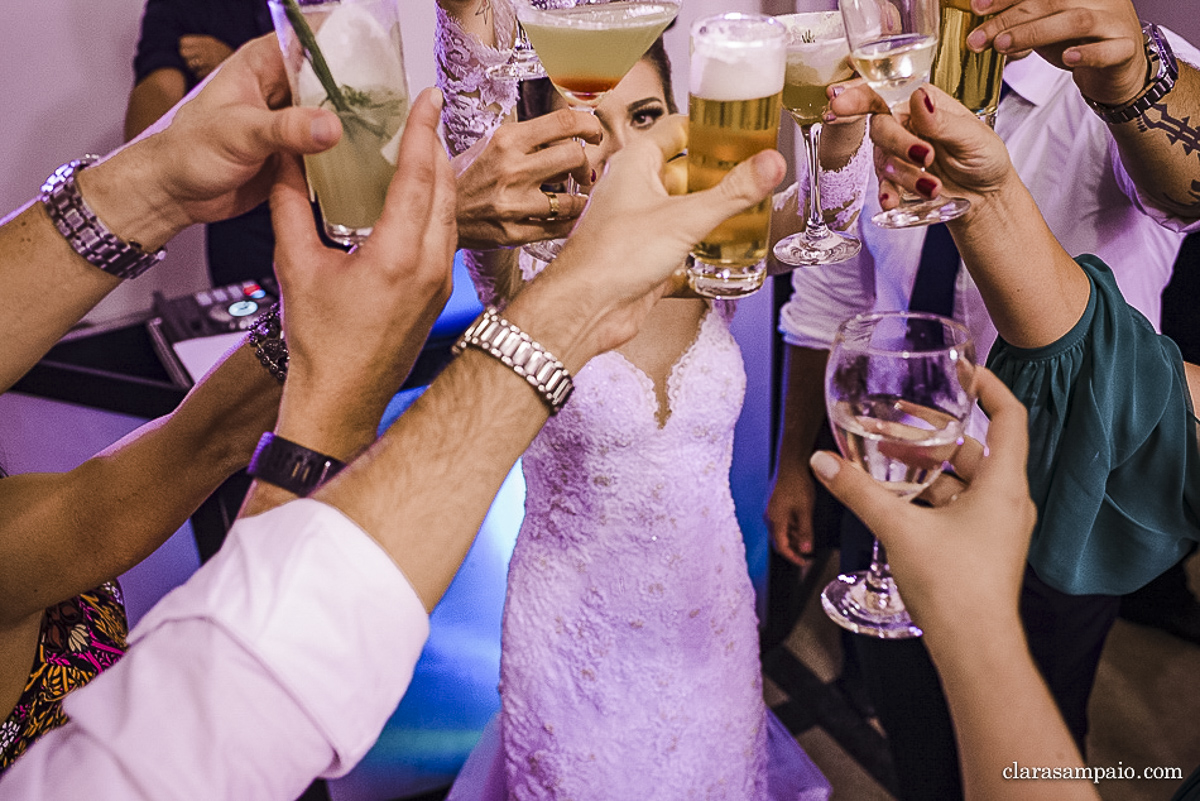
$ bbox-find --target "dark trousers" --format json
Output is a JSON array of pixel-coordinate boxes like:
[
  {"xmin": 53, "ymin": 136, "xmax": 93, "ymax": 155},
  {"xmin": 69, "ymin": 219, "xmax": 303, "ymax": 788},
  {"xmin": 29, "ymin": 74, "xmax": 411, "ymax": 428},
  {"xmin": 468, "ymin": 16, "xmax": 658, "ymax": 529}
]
[{"xmin": 841, "ymin": 514, "xmax": 1121, "ymax": 801}]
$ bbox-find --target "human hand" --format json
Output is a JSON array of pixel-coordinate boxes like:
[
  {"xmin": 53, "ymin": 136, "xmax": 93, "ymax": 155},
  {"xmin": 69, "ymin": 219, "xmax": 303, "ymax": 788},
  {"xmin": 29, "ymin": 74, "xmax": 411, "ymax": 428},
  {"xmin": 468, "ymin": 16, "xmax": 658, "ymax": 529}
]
[
  {"xmin": 270, "ymin": 87, "xmax": 455, "ymax": 428},
  {"xmin": 765, "ymin": 466, "xmax": 818, "ymax": 567},
  {"xmin": 452, "ymin": 109, "xmax": 602, "ymax": 249},
  {"xmin": 179, "ymin": 34, "xmax": 235, "ymax": 79},
  {"xmin": 508, "ymin": 115, "xmax": 786, "ymax": 366},
  {"xmin": 84, "ymin": 35, "xmax": 341, "ymax": 251},
  {"xmin": 966, "ymin": 0, "xmax": 1146, "ymax": 107},
  {"xmin": 809, "ymin": 368, "xmax": 1037, "ymax": 642},
  {"xmin": 870, "ymin": 85, "xmax": 1016, "ymax": 214}
]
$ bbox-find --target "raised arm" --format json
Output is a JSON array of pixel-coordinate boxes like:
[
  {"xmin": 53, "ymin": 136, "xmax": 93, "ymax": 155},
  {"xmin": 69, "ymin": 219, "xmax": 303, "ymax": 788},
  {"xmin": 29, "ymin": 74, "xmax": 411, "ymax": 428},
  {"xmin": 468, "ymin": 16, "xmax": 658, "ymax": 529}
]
[
  {"xmin": 0, "ymin": 36, "xmax": 341, "ymax": 394},
  {"xmin": 868, "ymin": 84, "xmax": 1090, "ymax": 349},
  {"xmin": 970, "ymin": 0, "xmax": 1200, "ymax": 222}
]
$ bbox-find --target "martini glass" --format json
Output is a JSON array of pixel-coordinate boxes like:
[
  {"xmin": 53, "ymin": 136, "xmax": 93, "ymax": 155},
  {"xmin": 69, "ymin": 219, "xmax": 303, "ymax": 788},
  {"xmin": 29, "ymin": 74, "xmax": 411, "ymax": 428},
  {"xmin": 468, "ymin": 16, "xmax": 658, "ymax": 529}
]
[
  {"xmin": 840, "ymin": 0, "xmax": 970, "ymax": 228},
  {"xmin": 773, "ymin": 11, "xmax": 862, "ymax": 267},
  {"xmin": 514, "ymin": 0, "xmax": 680, "ymax": 261},
  {"xmin": 821, "ymin": 311, "xmax": 976, "ymax": 638}
]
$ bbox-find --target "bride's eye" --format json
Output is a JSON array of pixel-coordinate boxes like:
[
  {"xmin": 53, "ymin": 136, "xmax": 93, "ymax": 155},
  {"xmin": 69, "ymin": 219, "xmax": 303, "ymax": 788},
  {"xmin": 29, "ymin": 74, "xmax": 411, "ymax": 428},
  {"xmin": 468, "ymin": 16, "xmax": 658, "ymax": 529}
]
[{"xmin": 630, "ymin": 104, "xmax": 666, "ymax": 130}]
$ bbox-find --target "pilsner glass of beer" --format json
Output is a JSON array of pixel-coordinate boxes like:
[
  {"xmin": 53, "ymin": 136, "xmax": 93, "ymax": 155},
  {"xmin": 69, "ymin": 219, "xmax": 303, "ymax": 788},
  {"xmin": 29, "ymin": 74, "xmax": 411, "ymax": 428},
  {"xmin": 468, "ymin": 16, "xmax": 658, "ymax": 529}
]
[
  {"xmin": 686, "ymin": 13, "xmax": 787, "ymax": 298},
  {"xmin": 931, "ymin": 0, "xmax": 1006, "ymax": 127}
]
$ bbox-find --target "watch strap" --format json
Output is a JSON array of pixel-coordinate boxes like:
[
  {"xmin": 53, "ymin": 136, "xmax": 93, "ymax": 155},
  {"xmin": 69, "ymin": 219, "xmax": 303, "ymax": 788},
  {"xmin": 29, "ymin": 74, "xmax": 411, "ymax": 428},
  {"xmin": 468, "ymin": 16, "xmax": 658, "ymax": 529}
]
[
  {"xmin": 39, "ymin": 156, "xmax": 167, "ymax": 280},
  {"xmin": 452, "ymin": 306, "xmax": 574, "ymax": 414},
  {"xmin": 1084, "ymin": 22, "xmax": 1178, "ymax": 125},
  {"xmin": 247, "ymin": 433, "xmax": 346, "ymax": 496}
]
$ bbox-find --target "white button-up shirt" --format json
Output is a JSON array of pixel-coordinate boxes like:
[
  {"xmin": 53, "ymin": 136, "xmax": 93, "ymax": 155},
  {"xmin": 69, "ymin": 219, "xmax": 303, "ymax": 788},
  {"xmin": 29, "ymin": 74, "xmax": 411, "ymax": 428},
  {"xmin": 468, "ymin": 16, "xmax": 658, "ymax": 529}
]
[
  {"xmin": 0, "ymin": 499, "xmax": 430, "ymax": 800},
  {"xmin": 781, "ymin": 32, "xmax": 1200, "ymax": 364}
]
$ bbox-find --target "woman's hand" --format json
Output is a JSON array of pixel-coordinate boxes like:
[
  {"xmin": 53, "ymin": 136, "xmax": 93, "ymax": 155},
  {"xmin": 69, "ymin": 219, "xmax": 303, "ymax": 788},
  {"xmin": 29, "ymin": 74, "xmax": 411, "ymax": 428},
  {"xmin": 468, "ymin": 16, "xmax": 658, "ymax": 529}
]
[{"xmin": 869, "ymin": 84, "xmax": 1017, "ymax": 216}]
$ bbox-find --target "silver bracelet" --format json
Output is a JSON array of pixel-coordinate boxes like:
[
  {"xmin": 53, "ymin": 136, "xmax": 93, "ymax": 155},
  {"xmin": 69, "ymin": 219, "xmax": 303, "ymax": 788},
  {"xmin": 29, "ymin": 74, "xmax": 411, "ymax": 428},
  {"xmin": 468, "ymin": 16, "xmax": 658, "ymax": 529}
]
[
  {"xmin": 247, "ymin": 303, "xmax": 289, "ymax": 383},
  {"xmin": 39, "ymin": 156, "xmax": 166, "ymax": 280},
  {"xmin": 452, "ymin": 306, "xmax": 574, "ymax": 414}
]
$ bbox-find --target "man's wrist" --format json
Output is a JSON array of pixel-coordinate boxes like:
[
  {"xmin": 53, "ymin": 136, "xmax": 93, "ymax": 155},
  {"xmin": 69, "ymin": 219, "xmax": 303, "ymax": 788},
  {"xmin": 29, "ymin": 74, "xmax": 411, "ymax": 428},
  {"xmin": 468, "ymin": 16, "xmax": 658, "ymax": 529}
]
[{"xmin": 75, "ymin": 146, "xmax": 190, "ymax": 253}]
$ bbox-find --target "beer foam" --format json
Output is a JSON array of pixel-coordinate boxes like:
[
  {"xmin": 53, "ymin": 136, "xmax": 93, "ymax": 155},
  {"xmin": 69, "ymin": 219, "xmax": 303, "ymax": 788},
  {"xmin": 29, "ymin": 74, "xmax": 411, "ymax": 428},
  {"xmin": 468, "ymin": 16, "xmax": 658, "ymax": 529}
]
[
  {"xmin": 689, "ymin": 15, "xmax": 786, "ymax": 101},
  {"xmin": 779, "ymin": 12, "xmax": 852, "ymax": 86}
]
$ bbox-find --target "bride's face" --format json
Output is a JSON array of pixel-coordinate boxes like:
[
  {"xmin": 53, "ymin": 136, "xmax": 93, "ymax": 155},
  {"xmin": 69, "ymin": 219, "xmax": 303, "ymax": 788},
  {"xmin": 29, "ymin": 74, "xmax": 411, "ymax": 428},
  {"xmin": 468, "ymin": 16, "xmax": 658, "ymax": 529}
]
[{"xmin": 550, "ymin": 59, "xmax": 671, "ymax": 176}]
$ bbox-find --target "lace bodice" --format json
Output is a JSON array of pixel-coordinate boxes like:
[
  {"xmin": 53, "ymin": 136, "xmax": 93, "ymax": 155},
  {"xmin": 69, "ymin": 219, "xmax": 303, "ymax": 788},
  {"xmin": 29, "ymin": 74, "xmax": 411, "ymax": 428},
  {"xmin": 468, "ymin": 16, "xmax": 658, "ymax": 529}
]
[{"xmin": 499, "ymin": 307, "xmax": 771, "ymax": 799}]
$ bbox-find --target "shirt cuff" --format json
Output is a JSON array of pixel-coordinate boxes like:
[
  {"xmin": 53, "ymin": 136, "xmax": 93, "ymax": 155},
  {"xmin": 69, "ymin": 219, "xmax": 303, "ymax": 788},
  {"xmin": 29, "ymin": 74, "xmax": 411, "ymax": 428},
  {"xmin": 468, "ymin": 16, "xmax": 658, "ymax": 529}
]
[{"xmin": 129, "ymin": 499, "xmax": 430, "ymax": 774}]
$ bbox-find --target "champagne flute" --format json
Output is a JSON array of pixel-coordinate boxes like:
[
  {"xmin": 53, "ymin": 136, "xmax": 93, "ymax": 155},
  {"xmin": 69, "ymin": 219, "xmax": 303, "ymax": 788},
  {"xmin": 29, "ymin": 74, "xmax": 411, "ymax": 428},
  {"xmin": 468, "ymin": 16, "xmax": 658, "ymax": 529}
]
[
  {"xmin": 514, "ymin": 0, "xmax": 680, "ymax": 262},
  {"xmin": 772, "ymin": 11, "xmax": 862, "ymax": 268},
  {"xmin": 931, "ymin": 0, "xmax": 1006, "ymax": 128},
  {"xmin": 821, "ymin": 311, "xmax": 976, "ymax": 638},
  {"xmin": 486, "ymin": 22, "xmax": 548, "ymax": 81},
  {"xmin": 839, "ymin": 0, "xmax": 971, "ymax": 228}
]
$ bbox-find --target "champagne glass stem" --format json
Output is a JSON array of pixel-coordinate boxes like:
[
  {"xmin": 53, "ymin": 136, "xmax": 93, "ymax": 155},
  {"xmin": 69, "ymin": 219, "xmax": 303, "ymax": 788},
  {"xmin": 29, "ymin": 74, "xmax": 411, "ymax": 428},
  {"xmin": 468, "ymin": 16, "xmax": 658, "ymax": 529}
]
[
  {"xmin": 801, "ymin": 122, "xmax": 833, "ymax": 242},
  {"xmin": 865, "ymin": 538, "xmax": 894, "ymax": 598}
]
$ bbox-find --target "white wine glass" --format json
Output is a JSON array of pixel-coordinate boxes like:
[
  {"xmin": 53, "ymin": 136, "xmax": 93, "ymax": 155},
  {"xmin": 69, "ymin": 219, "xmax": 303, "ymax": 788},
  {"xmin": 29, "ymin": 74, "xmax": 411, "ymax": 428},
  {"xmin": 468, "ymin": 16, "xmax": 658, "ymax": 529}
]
[
  {"xmin": 514, "ymin": 0, "xmax": 680, "ymax": 262},
  {"xmin": 772, "ymin": 11, "xmax": 862, "ymax": 268},
  {"xmin": 821, "ymin": 311, "xmax": 976, "ymax": 638},
  {"xmin": 486, "ymin": 22, "xmax": 548, "ymax": 81},
  {"xmin": 839, "ymin": 0, "xmax": 970, "ymax": 228}
]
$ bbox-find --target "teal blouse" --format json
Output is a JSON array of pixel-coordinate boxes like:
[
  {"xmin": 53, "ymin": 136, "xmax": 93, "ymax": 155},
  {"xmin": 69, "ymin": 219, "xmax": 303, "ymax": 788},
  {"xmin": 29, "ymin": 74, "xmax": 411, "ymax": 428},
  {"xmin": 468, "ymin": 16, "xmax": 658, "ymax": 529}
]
[{"xmin": 988, "ymin": 255, "xmax": 1200, "ymax": 596}]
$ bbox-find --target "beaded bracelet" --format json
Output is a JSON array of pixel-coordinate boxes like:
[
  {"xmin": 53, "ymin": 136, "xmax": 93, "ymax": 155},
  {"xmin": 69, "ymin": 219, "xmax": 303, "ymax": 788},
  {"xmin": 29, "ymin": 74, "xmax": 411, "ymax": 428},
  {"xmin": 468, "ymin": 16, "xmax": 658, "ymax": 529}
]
[{"xmin": 247, "ymin": 303, "xmax": 289, "ymax": 383}]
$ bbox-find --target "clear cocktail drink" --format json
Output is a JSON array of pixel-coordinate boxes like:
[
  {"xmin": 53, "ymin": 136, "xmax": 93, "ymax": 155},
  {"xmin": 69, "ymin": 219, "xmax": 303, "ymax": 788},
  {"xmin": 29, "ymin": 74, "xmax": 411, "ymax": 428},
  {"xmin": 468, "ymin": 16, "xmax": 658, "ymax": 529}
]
[{"xmin": 269, "ymin": 0, "xmax": 409, "ymax": 246}]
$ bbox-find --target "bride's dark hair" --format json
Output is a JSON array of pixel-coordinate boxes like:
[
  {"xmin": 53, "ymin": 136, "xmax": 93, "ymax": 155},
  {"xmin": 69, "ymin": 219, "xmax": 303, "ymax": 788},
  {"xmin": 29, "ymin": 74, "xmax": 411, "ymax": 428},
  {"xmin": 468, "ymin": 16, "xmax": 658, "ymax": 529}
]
[{"xmin": 517, "ymin": 36, "xmax": 677, "ymax": 122}]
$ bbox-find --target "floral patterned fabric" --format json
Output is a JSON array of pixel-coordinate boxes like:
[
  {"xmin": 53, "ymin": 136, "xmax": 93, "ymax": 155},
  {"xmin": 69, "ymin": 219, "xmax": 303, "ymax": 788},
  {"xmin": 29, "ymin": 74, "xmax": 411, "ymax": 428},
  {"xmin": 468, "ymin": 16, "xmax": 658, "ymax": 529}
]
[{"xmin": 0, "ymin": 582, "xmax": 128, "ymax": 775}]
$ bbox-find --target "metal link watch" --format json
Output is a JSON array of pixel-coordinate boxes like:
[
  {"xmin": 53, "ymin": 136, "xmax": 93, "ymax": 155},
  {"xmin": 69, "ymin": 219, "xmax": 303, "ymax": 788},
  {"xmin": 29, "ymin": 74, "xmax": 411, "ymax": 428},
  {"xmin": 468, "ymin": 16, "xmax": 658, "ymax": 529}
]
[
  {"xmin": 1084, "ymin": 22, "xmax": 1179, "ymax": 125},
  {"xmin": 39, "ymin": 156, "xmax": 167, "ymax": 280}
]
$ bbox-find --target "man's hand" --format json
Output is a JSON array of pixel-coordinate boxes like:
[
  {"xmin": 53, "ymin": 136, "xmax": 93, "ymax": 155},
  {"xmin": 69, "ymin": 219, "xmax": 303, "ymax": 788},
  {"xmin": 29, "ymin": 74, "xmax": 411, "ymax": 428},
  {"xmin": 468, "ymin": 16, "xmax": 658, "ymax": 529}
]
[
  {"xmin": 453, "ymin": 109, "xmax": 602, "ymax": 249},
  {"xmin": 270, "ymin": 87, "xmax": 456, "ymax": 438},
  {"xmin": 517, "ymin": 115, "xmax": 787, "ymax": 366},
  {"xmin": 966, "ymin": 0, "xmax": 1146, "ymax": 107},
  {"xmin": 179, "ymin": 34, "xmax": 235, "ymax": 80},
  {"xmin": 84, "ymin": 35, "xmax": 342, "ymax": 251},
  {"xmin": 766, "ymin": 467, "xmax": 818, "ymax": 566}
]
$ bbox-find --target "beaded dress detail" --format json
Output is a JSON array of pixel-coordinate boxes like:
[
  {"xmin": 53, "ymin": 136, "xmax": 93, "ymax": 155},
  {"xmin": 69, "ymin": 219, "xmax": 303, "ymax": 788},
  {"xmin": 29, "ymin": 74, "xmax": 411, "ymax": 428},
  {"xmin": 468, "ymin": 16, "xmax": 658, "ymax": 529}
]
[{"xmin": 441, "ymin": 6, "xmax": 831, "ymax": 798}]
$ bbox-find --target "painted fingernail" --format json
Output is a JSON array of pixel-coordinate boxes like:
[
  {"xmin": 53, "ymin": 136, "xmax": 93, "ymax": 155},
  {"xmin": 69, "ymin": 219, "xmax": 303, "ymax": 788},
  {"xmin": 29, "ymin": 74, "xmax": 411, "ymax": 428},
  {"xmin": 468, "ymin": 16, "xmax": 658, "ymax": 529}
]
[
  {"xmin": 967, "ymin": 29, "xmax": 986, "ymax": 50},
  {"xmin": 922, "ymin": 89, "xmax": 935, "ymax": 114},
  {"xmin": 880, "ymin": 191, "xmax": 891, "ymax": 204},
  {"xmin": 590, "ymin": 169, "xmax": 597, "ymax": 182},
  {"xmin": 810, "ymin": 451, "xmax": 841, "ymax": 481},
  {"xmin": 916, "ymin": 176, "xmax": 938, "ymax": 197},
  {"xmin": 908, "ymin": 143, "xmax": 930, "ymax": 163}
]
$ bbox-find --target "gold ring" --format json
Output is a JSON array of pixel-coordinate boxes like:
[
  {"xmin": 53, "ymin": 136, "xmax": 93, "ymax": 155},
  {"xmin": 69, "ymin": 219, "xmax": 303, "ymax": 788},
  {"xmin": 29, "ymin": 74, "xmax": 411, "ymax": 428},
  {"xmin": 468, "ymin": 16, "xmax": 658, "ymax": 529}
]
[{"xmin": 543, "ymin": 190, "xmax": 560, "ymax": 220}]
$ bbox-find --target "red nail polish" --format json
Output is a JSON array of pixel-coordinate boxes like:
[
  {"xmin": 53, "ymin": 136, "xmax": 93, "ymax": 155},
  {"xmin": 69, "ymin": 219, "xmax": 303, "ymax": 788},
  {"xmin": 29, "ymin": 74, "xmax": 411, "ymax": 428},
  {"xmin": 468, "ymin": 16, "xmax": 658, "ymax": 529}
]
[
  {"xmin": 908, "ymin": 144, "xmax": 930, "ymax": 163},
  {"xmin": 916, "ymin": 177, "xmax": 938, "ymax": 197},
  {"xmin": 591, "ymin": 169, "xmax": 597, "ymax": 182},
  {"xmin": 880, "ymin": 191, "xmax": 890, "ymax": 204},
  {"xmin": 923, "ymin": 91, "xmax": 935, "ymax": 114}
]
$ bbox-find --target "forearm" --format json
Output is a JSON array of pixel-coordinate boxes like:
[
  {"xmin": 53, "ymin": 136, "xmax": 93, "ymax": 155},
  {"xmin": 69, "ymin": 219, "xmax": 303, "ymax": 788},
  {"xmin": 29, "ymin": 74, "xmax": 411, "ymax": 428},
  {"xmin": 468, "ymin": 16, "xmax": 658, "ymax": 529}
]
[
  {"xmin": 1107, "ymin": 62, "xmax": 1200, "ymax": 220},
  {"xmin": 927, "ymin": 625, "xmax": 1099, "ymax": 801},
  {"xmin": 313, "ymin": 275, "xmax": 598, "ymax": 611},
  {"xmin": 124, "ymin": 69, "xmax": 188, "ymax": 142},
  {"xmin": 950, "ymin": 177, "xmax": 1090, "ymax": 350},
  {"xmin": 774, "ymin": 346, "xmax": 831, "ymax": 477},
  {"xmin": 438, "ymin": 0, "xmax": 500, "ymax": 47},
  {"xmin": 0, "ymin": 342, "xmax": 280, "ymax": 620}
]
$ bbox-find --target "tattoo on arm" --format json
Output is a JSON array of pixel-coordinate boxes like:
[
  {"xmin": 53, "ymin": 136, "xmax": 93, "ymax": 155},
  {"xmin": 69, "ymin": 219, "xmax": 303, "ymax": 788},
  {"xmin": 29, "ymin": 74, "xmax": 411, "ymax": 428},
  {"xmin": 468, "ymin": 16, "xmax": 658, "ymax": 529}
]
[{"xmin": 1134, "ymin": 103, "xmax": 1200, "ymax": 211}]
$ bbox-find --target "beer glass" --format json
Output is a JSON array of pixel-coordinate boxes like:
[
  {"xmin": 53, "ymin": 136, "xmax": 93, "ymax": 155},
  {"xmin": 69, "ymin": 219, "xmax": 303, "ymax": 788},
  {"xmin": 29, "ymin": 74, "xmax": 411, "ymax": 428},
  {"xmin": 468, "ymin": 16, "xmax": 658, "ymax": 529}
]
[
  {"xmin": 821, "ymin": 311, "xmax": 976, "ymax": 638},
  {"xmin": 932, "ymin": 0, "xmax": 1006, "ymax": 127},
  {"xmin": 772, "ymin": 11, "xmax": 862, "ymax": 268},
  {"xmin": 840, "ymin": 0, "xmax": 970, "ymax": 228},
  {"xmin": 686, "ymin": 13, "xmax": 787, "ymax": 298},
  {"xmin": 269, "ymin": 0, "xmax": 410, "ymax": 247}
]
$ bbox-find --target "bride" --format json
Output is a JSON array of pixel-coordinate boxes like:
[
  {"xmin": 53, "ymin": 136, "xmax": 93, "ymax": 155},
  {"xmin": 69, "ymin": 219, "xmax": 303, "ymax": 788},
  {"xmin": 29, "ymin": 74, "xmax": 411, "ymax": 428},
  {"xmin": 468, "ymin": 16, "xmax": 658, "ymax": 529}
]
[{"xmin": 436, "ymin": 2, "xmax": 866, "ymax": 796}]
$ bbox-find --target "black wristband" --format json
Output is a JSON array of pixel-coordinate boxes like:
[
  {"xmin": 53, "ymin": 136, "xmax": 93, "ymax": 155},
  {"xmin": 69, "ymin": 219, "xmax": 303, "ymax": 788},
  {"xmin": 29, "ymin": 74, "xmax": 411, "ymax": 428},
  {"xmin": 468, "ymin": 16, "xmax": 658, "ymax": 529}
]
[{"xmin": 247, "ymin": 432, "xmax": 345, "ymax": 496}]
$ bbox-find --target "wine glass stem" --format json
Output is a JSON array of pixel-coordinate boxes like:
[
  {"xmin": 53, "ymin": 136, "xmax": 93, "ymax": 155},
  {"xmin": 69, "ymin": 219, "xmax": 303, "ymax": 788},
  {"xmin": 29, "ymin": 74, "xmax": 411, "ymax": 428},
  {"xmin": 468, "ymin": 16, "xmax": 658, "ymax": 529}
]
[
  {"xmin": 801, "ymin": 122, "xmax": 833, "ymax": 240},
  {"xmin": 564, "ymin": 105, "xmax": 596, "ymax": 196},
  {"xmin": 865, "ymin": 538, "xmax": 894, "ymax": 596}
]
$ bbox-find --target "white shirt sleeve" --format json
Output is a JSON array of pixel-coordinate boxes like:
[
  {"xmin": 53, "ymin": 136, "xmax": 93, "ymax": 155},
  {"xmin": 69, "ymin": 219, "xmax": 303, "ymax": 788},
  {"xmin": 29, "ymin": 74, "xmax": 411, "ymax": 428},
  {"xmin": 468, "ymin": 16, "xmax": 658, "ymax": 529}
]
[
  {"xmin": 778, "ymin": 248, "xmax": 877, "ymax": 349},
  {"xmin": 1110, "ymin": 26, "xmax": 1200, "ymax": 234},
  {"xmin": 0, "ymin": 499, "xmax": 430, "ymax": 801}
]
